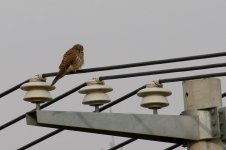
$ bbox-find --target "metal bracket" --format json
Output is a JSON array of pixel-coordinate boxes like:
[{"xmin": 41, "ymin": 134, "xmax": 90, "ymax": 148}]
[
  {"xmin": 181, "ymin": 107, "xmax": 220, "ymax": 140},
  {"xmin": 219, "ymin": 107, "xmax": 226, "ymax": 142}
]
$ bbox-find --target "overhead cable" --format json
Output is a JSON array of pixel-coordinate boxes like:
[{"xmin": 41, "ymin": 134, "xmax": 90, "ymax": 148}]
[{"xmin": 2, "ymin": 51, "xmax": 226, "ymax": 98}]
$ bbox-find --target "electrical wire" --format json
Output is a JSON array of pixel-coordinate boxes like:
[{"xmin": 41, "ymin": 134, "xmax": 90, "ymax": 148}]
[
  {"xmin": 99, "ymin": 62, "xmax": 226, "ymax": 81},
  {"xmin": 42, "ymin": 51, "xmax": 226, "ymax": 78},
  {"xmin": 1, "ymin": 61, "xmax": 223, "ymax": 100},
  {"xmin": 99, "ymin": 86, "xmax": 145, "ymax": 112},
  {"xmin": 2, "ymin": 51, "xmax": 226, "ymax": 99},
  {"xmin": 159, "ymin": 72, "xmax": 226, "ymax": 83},
  {"xmin": 17, "ymin": 129, "xmax": 63, "ymax": 150},
  {"xmin": 0, "ymin": 80, "xmax": 29, "ymax": 98},
  {"xmin": 164, "ymin": 143, "xmax": 183, "ymax": 150},
  {"xmin": 108, "ymin": 138, "xmax": 138, "ymax": 150},
  {"xmin": 222, "ymin": 92, "xmax": 226, "ymax": 98}
]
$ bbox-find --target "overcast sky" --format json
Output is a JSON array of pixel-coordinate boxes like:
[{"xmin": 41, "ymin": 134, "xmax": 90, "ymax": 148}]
[{"xmin": 1, "ymin": 0, "xmax": 226, "ymax": 150}]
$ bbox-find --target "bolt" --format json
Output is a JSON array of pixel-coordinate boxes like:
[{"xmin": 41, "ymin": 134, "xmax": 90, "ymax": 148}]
[
  {"xmin": 36, "ymin": 103, "xmax": 40, "ymax": 110},
  {"xmin": 185, "ymin": 92, "xmax": 189, "ymax": 97}
]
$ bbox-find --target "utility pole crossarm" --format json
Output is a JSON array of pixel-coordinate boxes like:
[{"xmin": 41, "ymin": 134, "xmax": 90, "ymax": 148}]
[{"xmin": 26, "ymin": 109, "xmax": 219, "ymax": 144}]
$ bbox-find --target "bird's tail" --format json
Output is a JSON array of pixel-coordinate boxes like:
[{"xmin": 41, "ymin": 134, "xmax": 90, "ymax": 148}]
[{"xmin": 51, "ymin": 69, "xmax": 65, "ymax": 86}]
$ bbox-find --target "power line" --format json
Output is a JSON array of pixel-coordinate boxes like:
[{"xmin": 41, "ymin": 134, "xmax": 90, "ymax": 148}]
[
  {"xmin": 2, "ymin": 51, "xmax": 226, "ymax": 99},
  {"xmin": 164, "ymin": 143, "xmax": 183, "ymax": 150},
  {"xmin": 40, "ymin": 83, "xmax": 87, "ymax": 109},
  {"xmin": 159, "ymin": 72, "xmax": 226, "ymax": 83},
  {"xmin": 0, "ymin": 113, "xmax": 26, "ymax": 131},
  {"xmin": 17, "ymin": 129, "xmax": 63, "ymax": 150},
  {"xmin": 99, "ymin": 86, "xmax": 145, "ymax": 112},
  {"xmin": 1, "ymin": 62, "xmax": 225, "ymax": 100},
  {"xmin": 42, "ymin": 51, "xmax": 226, "ymax": 78},
  {"xmin": 108, "ymin": 138, "xmax": 137, "ymax": 150},
  {"xmin": 99, "ymin": 62, "xmax": 226, "ymax": 81},
  {"xmin": 0, "ymin": 80, "xmax": 29, "ymax": 98},
  {"xmin": 222, "ymin": 92, "xmax": 226, "ymax": 98}
]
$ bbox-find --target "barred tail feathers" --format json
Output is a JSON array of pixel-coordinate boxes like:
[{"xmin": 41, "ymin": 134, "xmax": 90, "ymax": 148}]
[{"xmin": 51, "ymin": 69, "xmax": 66, "ymax": 86}]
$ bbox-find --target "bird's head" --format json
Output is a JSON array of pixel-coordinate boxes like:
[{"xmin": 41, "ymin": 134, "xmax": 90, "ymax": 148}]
[{"xmin": 74, "ymin": 44, "xmax": 84, "ymax": 52}]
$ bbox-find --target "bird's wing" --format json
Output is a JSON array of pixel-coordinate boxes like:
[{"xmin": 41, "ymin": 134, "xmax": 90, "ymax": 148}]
[
  {"xmin": 51, "ymin": 49, "xmax": 76, "ymax": 86},
  {"xmin": 59, "ymin": 48, "xmax": 76, "ymax": 70}
]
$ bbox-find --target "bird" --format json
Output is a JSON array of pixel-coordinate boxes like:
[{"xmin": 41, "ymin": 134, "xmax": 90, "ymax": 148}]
[{"xmin": 51, "ymin": 44, "xmax": 84, "ymax": 86}]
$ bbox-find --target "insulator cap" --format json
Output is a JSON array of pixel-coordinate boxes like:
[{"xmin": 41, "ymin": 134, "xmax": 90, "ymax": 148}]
[
  {"xmin": 137, "ymin": 81, "xmax": 172, "ymax": 109},
  {"xmin": 20, "ymin": 75, "xmax": 55, "ymax": 103},
  {"xmin": 79, "ymin": 78, "xmax": 113, "ymax": 106}
]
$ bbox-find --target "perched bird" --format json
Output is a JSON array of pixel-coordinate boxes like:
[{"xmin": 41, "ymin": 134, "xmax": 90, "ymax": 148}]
[{"xmin": 51, "ymin": 44, "xmax": 84, "ymax": 86}]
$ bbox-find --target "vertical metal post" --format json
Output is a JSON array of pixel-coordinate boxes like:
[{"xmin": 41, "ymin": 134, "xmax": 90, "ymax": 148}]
[
  {"xmin": 183, "ymin": 78, "xmax": 224, "ymax": 150},
  {"xmin": 94, "ymin": 105, "xmax": 100, "ymax": 112},
  {"xmin": 153, "ymin": 109, "xmax": 158, "ymax": 115},
  {"xmin": 36, "ymin": 103, "xmax": 40, "ymax": 110}
]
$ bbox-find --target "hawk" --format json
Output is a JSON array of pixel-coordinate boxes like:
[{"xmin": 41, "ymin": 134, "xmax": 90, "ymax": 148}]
[{"xmin": 51, "ymin": 44, "xmax": 84, "ymax": 86}]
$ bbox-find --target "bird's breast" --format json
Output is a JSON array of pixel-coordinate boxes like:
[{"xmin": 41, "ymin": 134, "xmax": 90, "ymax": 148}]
[{"xmin": 66, "ymin": 65, "xmax": 74, "ymax": 73}]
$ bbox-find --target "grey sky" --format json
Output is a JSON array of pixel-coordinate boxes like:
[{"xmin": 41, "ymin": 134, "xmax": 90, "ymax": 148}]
[{"xmin": 1, "ymin": 0, "xmax": 226, "ymax": 149}]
